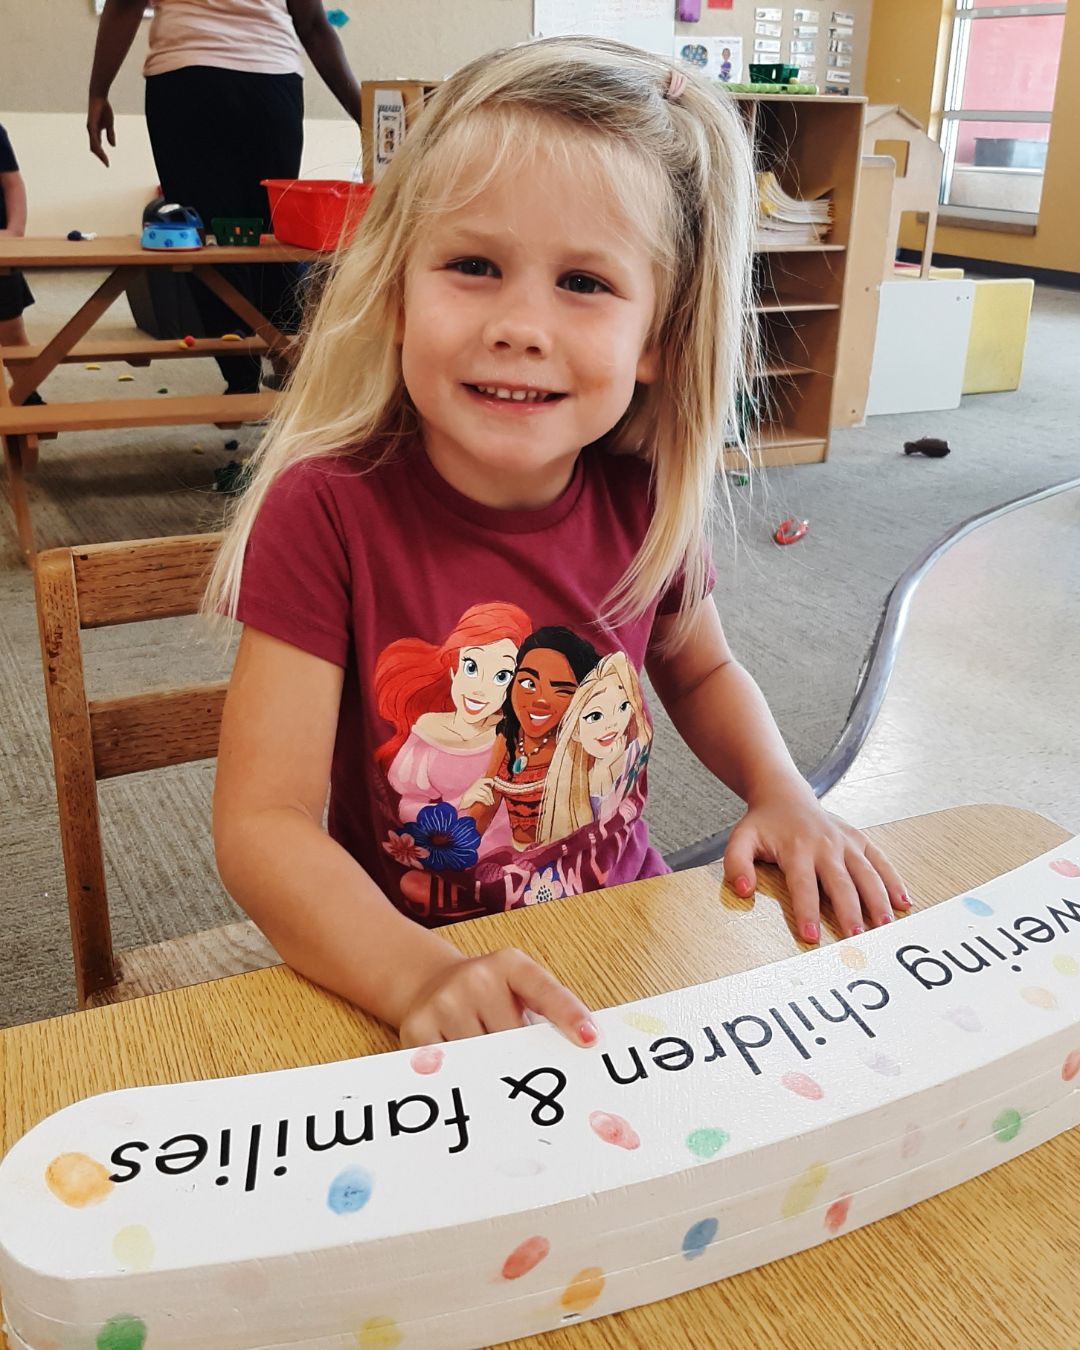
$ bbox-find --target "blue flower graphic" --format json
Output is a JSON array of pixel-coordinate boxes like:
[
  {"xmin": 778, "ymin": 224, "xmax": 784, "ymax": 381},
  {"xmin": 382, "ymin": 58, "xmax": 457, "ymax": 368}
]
[{"xmin": 401, "ymin": 802, "xmax": 481, "ymax": 872}]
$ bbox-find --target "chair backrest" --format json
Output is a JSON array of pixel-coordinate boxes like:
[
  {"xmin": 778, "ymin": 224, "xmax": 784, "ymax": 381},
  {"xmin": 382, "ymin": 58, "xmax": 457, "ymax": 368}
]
[{"xmin": 34, "ymin": 534, "xmax": 224, "ymax": 1006}]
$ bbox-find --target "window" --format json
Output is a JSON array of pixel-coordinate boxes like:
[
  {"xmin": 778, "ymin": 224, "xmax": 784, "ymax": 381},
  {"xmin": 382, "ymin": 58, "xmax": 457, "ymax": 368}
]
[{"xmin": 939, "ymin": 1, "xmax": 1067, "ymax": 225}]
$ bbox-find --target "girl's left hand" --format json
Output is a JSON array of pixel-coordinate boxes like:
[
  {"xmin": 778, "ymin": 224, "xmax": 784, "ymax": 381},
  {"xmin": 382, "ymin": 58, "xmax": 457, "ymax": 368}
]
[{"xmin": 723, "ymin": 786, "xmax": 910, "ymax": 942}]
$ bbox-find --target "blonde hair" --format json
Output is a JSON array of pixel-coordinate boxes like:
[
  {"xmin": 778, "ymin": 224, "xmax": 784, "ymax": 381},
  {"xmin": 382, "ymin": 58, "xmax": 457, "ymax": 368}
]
[
  {"xmin": 204, "ymin": 36, "xmax": 757, "ymax": 644},
  {"xmin": 535, "ymin": 650, "xmax": 652, "ymax": 844}
]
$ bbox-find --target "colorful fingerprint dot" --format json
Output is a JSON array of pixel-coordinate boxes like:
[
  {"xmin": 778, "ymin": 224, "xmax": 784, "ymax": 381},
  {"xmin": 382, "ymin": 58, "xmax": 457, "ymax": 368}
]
[
  {"xmin": 355, "ymin": 1316, "xmax": 402, "ymax": 1347},
  {"xmin": 560, "ymin": 1267, "xmax": 605, "ymax": 1313},
  {"xmin": 409, "ymin": 1047, "xmax": 444, "ymax": 1075},
  {"xmin": 944, "ymin": 1006, "xmax": 983, "ymax": 1033},
  {"xmin": 993, "ymin": 1108, "xmax": 1023, "ymax": 1143},
  {"xmin": 112, "ymin": 1225, "xmax": 154, "ymax": 1272},
  {"xmin": 839, "ymin": 946, "xmax": 868, "ymax": 971},
  {"xmin": 501, "ymin": 1235, "xmax": 550, "ymax": 1280},
  {"xmin": 328, "ymin": 1166, "xmax": 374, "ymax": 1214},
  {"xmin": 1022, "ymin": 986, "xmax": 1058, "ymax": 1011},
  {"xmin": 681, "ymin": 1217, "xmax": 718, "ymax": 1260},
  {"xmin": 864, "ymin": 1053, "xmax": 902, "ymax": 1077},
  {"xmin": 962, "ymin": 895, "xmax": 994, "ymax": 917},
  {"xmin": 496, "ymin": 1157, "xmax": 545, "ymax": 1178},
  {"xmin": 781, "ymin": 1162, "xmax": 828, "ymax": 1219},
  {"xmin": 45, "ymin": 1152, "xmax": 113, "ymax": 1208},
  {"xmin": 589, "ymin": 1110, "xmax": 640, "ymax": 1150},
  {"xmin": 824, "ymin": 1195, "xmax": 851, "ymax": 1233},
  {"xmin": 901, "ymin": 1124, "xmax": 924, "ymax": 1159},
  {"xmin": 781, "ymin": 1071, "xmax": 824, "ymax": 1100},
  {"xmin": 1053, "ymin": 954, "xmax": 1079, "ymax": 977},
  {"xmin": 686, "ymin": 1127, "xmax": 730, "ymax": 1159},
  {"xmin": 1062, "ymin": 1049, "xmax": 1080, "ymax": 1082},
  {"xmin": 1049, "ymin": 858, "xmax": 1080, "ymax": 878},
  {"xmin": 95, "ymin": 1316, "xmax": 147, "ymax": 1350},
  {"xmin": 623, "ymin": 1010, "xmax": 666, "ymax": 1034}
]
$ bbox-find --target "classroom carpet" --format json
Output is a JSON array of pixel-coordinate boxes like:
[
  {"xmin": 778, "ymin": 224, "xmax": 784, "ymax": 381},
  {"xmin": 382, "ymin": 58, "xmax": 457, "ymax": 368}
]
[{"xmin": 1, "ymin": 272, "xmax": 1077, "ymax": 1026}]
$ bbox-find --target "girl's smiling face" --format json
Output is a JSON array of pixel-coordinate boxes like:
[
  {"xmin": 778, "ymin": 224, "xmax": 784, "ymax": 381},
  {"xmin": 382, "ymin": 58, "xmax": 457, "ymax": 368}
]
[
  {"xmin": 575, "ymin": 675, "xmax": 634, "ymax": 759},
  {"xmin": 511, "ymin": 648, "xmax": 580, "ymax": 740},
  {"xmin": 400, "ymin": 137, "xmax": 659, "ymax": 512},
  {"xmin": 450, "ymin": 639, "xmax": 519, "ymax": 725}
]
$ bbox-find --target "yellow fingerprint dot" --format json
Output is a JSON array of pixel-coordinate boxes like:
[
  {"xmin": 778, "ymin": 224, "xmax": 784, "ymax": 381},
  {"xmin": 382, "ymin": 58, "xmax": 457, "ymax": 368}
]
[
  {"xmin": 624, "ymin": 1011, "xmax": 666, "ymax": 1034},
  {"xmin": 560, "ymin": 1267, "xmax": 605, "ymax": 1313},
  {"xmin": 1053, "ymin": 955, "xmax": 1079, "ymax": 977},
  {"xmin": 45, "ymin": 1153, "xmax": 113, "ymax": 1208},
  {"xmin": 355, "ymin": 1316, "xmax": 402, "ymax": 1347},
  {"xmin": 839, "ymin": 946, "xmax": 868, "ymax": 971},
  {"xmin": 781, "ymin": 1161, "xmax": 828, "ymax": 1219},
  {"xmin": 113, "ymin": 1224, "xmax": 155, "ymax": 1271}
]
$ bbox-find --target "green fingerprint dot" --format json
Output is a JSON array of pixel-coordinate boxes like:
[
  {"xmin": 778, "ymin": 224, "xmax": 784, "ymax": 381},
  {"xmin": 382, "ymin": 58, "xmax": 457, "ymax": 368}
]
[
  {"xmin": 687, "ymin": 1127, "xmax": 730, "ymax": 1158},
  {"xmin": 97, "ymin": 1315, "xmax": 147, "ymax": 1350},
  {"xmin": 993, "ymin": 1109, "xmax": 1023, "ymax": 1143}
]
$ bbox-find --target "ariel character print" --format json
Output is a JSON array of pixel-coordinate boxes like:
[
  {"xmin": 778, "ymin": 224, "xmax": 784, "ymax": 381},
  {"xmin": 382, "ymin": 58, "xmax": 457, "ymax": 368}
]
[
  {"xmin": 461, "ymin": 626, "xmax": 600, "ymax": 851},
  {"xmin": 534, "ymin": 649, "xmax": 652, "ymax": 845},
  {"xmin": 373, "ymin": 603, "xmax": 531, "ymax": 857}
]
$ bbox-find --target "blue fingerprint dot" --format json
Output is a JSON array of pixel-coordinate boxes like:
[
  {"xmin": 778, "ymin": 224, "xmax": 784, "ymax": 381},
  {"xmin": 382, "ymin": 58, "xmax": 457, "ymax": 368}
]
[
  {"xmin": 682, "ymin": 1217, "xmax": 718, "ymax": 1260},
  {"xmin": 963, "ymin": 895, "xmax": 994, "ymax": 917},
  {"xmin": 327, "ymin": 1166, "xmax": 373, "ymax": 1214}
]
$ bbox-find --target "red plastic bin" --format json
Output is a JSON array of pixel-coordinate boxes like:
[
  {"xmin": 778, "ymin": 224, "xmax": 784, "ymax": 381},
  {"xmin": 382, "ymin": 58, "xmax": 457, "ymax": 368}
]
[{"xmin": 261, "ymin": 179, "xmax": 374, "ymax": 251}]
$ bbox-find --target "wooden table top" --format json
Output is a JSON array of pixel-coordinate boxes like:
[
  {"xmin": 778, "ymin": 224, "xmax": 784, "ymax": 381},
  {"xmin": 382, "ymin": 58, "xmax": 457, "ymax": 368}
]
[
  {"xmin": 2, "ymin": 804, "xmax": 1077, "ymax": 1349},
  {"xmin": 0, "ymin": 234, "xmax": 319, "ymax": 268}
]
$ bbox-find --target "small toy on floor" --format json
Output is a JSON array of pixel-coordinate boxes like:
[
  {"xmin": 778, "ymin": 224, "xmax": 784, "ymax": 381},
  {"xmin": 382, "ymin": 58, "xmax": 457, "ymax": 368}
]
[{"xmin": 904, "ymin": 436, "xmax": 951, "ymax": 458}]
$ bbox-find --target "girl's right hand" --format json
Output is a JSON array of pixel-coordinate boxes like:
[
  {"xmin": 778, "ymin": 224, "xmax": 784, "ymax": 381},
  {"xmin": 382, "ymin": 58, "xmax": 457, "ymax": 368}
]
[{"xmin": 399, "ymin": 948, "xmax": 598, "ymax": 1049}]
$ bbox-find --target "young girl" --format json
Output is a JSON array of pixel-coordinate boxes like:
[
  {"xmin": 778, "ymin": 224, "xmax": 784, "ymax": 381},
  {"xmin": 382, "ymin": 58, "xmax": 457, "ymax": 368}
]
[{"xmin": 209, "ymin": 36, "xmax": 908, "ymax": 1051}]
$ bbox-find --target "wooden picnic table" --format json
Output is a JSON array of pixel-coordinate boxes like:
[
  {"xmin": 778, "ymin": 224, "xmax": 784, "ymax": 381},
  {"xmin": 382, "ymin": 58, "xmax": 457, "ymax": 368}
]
[{"xmin": 0, "ymin": 234, "xmax": 321, "ymax": 558}]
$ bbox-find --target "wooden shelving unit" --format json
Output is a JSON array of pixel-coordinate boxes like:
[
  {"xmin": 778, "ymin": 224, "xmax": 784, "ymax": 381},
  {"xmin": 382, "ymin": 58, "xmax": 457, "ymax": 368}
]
[{"xmin": 726, "ymin": 93, "xmax": 866, "ymax": 470}]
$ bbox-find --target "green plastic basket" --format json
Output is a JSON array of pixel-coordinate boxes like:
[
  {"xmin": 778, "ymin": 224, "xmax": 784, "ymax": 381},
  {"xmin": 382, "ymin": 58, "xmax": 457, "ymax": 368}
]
[
  {"xmin": 748, "ymin": 63, "xmax": 801, "ymax": 84},
  {"xmin": 211, "ymin": 217, "xmax": 263, "ymax": 247}
]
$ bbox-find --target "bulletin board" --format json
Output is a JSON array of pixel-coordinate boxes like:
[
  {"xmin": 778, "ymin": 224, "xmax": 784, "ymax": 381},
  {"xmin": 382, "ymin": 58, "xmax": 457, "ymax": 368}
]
[{"xmin": 534, "ymin": 0, "xmax": 675, "ymax": 55}]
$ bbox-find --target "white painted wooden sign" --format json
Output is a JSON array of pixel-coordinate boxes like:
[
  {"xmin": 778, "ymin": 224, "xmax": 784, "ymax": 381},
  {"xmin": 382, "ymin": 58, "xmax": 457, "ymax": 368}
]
[{"xmin": 2, "ymin": 841, "xmax": 1078, "ymax": 1349}]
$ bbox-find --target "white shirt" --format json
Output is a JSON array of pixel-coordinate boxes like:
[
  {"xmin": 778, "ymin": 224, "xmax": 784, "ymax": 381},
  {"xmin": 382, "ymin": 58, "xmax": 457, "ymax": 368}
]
[{"xmin": 144, "ymin": 0, "xmax": 304, "ymax": 77}]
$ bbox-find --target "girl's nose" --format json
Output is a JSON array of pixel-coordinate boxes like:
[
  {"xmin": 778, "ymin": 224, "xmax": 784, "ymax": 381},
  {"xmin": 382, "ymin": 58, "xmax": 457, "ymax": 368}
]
[{"xmin": 482, "ymin": 291, "xmax": 552, "ymax": 357}]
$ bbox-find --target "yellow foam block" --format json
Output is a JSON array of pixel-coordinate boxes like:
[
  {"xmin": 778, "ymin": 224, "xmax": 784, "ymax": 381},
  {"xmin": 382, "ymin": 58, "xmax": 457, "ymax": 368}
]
[{"xmin": 963, "ymin": 277, "xmax": 1034, "ymax": 395}]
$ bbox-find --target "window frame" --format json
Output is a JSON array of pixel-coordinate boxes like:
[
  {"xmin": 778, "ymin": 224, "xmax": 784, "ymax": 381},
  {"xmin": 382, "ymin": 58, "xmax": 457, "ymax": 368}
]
[{"xmin": 938, "ymin": 0, "xmax": 1067, "ymax": 228}]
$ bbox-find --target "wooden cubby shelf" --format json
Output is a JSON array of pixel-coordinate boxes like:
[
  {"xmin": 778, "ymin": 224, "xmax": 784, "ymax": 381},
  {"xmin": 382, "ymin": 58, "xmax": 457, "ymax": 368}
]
[{"xmin": 735, "ymin": 92, "xmax": 864, "ymax": 467}]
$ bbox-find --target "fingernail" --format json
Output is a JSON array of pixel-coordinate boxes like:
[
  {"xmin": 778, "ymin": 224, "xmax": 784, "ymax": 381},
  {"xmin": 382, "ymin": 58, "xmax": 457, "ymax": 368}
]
[
  {"xmin": 802, "ymin": 921, "xmax": 820, "ymax": 943},
  {"xmin": 877, "ymin": 913, "xmax": 893, "ymax": 926},
  {"xmin": 850, "ymin": 924, "xmax": 864, "ymax": 936},
  {"xmin": 578, "ymin": 1020, "xmax": 598, "ymax": 1045},
  {"xmin": 735, "ymin": 875, "xmax": 752, "ymax": 896},
  {"xmin": 898, "ymin": 893, "xmax": 912, "ymax": 908}
]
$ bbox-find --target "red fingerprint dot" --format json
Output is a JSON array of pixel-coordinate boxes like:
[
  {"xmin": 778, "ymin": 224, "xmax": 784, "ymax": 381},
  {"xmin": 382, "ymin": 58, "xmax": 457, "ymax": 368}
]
[
  {"xmin": 781, "ymin": 1072, "xmax": 824, "ymax": 1100},
  {"xmin": 1049, "ymin": 859, "xmax": 1080, "ymax": 878},
  {"xmin": 501, "ymin": 1235, "xmax": 550, "ymax": 1280},
  {"xmin": 824, "ymin": 1196, "xmax": 851, "ymax": 1233},
  {"xmin": 409, "ymin": 1047, "xmax": 444, "ymax": 1075},
  {"xmin": 1062, "ymin": 1049, "xmax": 1080, "ymax": 1082},
  {"xmin": 589, "ymin": 1111, "xmax": 640, "ymax": 1150}
]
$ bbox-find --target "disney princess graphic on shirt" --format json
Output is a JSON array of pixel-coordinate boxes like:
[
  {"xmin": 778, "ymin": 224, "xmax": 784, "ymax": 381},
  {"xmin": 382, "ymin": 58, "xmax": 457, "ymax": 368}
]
[{"xmin": 373, "ymin": 615, "xmax": 652, "ymax": 920}]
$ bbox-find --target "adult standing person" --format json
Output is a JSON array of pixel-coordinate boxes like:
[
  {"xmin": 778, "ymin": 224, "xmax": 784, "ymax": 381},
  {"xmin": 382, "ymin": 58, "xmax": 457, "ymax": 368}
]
[{"xmin": 87, "ymin": 0, "xmax": 361, "ymax": 395}]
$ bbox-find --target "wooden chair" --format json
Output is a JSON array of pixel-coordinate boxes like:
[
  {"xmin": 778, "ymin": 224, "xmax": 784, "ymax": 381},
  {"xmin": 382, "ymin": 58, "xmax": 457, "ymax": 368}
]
[{"xmin": 34, "ymin": 532, "xmax": 279, "ymax": 1008}]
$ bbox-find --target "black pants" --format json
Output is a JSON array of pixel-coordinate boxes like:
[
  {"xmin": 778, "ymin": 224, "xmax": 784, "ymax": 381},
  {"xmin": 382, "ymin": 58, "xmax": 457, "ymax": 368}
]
[{"xmin": 145, "ymin": 65, "xmax": 304, "ymax": 392}]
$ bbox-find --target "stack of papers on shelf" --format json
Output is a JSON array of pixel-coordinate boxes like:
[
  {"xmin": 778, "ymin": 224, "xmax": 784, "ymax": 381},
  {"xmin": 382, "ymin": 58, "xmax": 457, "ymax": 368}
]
[{"xmin": 755, "ymin": 171, "xmax": 832, "ymax": 245}]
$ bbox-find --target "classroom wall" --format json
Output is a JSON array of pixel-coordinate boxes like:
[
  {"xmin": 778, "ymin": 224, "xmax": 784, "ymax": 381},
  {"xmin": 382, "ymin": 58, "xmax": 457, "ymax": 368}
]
[
  {"xmin": 0, "ymin": 0, "xmax": 873, "ymax": 237},
  {"xmin": 865, "ymin": 0, "xmax": 1080, "ymax": 274}
]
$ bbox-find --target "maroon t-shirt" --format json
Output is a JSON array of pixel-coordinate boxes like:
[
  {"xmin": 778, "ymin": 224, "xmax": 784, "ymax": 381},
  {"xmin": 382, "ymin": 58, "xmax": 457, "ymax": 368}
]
[{"xmin": 236, "ymin": 441, "xmax": 713, "ymax": 927}]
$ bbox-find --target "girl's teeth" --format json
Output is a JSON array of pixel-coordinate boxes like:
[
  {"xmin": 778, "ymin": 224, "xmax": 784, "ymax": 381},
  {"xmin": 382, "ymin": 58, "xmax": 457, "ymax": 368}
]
[{"xmin": 477, "ymin": 386, "xmax": 548, "ymax": 402}]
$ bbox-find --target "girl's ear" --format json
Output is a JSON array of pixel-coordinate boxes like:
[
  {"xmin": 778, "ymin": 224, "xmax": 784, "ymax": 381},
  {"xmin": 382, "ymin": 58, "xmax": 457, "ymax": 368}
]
[
  {"xmin": 394, "ymin": 306, "xmax": 406, "ymax": 345},
  {"xmin": 635, "ymin": 344, "xmax": 660, "ymax": 384}
]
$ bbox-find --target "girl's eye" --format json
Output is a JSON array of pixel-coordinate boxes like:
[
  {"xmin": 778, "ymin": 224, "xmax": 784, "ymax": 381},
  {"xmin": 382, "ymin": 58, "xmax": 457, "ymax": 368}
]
[
  {"xmin": 583, "ymin": 710, "xmax": 603, "ymax": 724},
  {"xmin": 493, "ymin": 669, "xmax": 513, "ymax": 687},
  {"xmin": 618, "ymin": 700, "xmax": 631, "ymax": 714},
  {"xmin": 449, "ymin": 257, "xmax": 498, "ymax": 278},
  {"xmin": 560, "ymin": 272, "xmax": 609, "ymax": 295},
  {"xmin": 517, "ymin": 676, "xmax": 536, "ymax": 691},
  {"xmin": 462, "ymin": 658, "xmax": 478, "ymax": 677}
]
